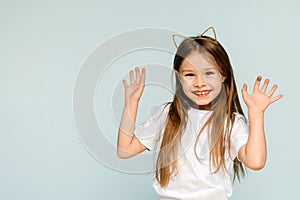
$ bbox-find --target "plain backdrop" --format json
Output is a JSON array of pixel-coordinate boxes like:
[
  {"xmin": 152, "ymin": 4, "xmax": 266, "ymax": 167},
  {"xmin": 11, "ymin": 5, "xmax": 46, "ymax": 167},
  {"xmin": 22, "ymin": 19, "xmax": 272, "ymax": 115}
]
[{"xmin": 1, "ymin": 0, "xmax": 299, "ymax": 199}]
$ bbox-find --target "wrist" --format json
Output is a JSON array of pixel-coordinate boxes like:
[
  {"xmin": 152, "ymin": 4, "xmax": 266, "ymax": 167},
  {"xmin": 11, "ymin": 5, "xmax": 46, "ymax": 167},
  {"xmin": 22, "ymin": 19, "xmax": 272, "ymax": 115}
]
[
  {"xmin": 248, "ymin": 108, "xmax": 264, "ymax": 117},
  {"xmin": 125, "ymin": 99, "xmax": 139, "ymax": 107}
]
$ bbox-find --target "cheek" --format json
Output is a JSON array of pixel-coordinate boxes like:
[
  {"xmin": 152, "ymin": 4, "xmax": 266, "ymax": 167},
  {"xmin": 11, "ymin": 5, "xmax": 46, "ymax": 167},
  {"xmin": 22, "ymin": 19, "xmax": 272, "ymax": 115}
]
[
  {"xmin": 181, "ymin": 78, "xmax": 193, "ymax": 87},
  {"xmin": 180, "ymin": 81, "xmax": 193, "ymax": 94},
  {"xmin": 181, "ymin": 82, "xmax": 190, "ymax": 91},
  {"xmin": 206, "ymin": 75, "xmax": 223, "ymax": 86}
]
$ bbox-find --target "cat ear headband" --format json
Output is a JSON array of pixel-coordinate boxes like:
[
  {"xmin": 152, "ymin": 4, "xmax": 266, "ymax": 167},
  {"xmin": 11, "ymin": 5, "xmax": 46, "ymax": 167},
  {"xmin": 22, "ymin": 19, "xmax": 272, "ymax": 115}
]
[{"xmin": 172, "ymin": 26, "xmax": 217, "ymax": 49}]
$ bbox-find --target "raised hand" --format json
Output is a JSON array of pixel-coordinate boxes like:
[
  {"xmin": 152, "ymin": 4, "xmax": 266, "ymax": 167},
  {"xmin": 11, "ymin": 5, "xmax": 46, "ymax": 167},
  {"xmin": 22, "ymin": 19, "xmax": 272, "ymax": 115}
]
[
  {"xmin": 242, "ymin": 76, "xmax": 283, "ymax": 113},
  {"xmin": 118, "ymin": 67, "xmax": 147, "ymax": 158},
  {"xmin": 122, "ymin": 67, "xmax": 146, "ymax": 105}
]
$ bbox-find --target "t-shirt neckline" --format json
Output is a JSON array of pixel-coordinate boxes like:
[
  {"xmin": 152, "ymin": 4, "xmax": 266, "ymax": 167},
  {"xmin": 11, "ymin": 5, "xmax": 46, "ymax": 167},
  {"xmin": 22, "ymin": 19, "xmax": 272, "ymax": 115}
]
[{"xmin": 188, "ymin": 107, "xmax": 212, "ymax": 116}]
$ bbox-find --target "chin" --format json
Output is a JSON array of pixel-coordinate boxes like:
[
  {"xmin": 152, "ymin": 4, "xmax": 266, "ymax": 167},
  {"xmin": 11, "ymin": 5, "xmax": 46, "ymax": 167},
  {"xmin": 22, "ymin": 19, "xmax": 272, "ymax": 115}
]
[
  {"xmin": 195, "ymin": 100, "xmax": 212, "ymax": 106},
  {"xmin": 189, "ymin": 101, "xmax": 212, "ymax": 110}
]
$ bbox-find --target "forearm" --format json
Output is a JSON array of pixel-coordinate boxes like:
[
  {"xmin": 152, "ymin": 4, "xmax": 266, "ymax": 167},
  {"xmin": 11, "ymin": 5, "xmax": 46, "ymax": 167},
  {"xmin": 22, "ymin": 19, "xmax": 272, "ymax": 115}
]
[
  {"xmin": 117, "ymin": 101, "xmax": 138, "ymax": 151},
  {"xmin": 244, "ymin": 110, "xmax": 267, "ymax": 169}
]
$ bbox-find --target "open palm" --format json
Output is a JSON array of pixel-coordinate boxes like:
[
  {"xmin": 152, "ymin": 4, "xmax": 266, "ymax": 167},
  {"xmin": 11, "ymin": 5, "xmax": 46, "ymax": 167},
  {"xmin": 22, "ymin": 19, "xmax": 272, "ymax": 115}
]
[
  {"xmin": 242, "ymin": 76, "xmax": 283, "ymax": 112},
  {"xmin": 122, "ymin": 67, "xmax": 146, "ymax": 105}
]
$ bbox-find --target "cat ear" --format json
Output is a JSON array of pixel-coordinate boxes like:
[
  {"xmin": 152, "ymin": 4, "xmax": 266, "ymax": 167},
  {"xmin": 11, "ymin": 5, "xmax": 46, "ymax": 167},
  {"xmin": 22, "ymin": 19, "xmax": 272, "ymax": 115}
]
[
  {"xmin": 172, "ymin": 34, "xmax": 188, "ymax": 49},
  {"xmin": 198, "ymin": 26, "xmax": 217, "ymax": 41}
]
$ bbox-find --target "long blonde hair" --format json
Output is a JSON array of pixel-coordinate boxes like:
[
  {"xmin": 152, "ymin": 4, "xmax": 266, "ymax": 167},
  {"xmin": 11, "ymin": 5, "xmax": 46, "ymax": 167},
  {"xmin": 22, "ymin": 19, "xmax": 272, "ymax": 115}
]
[{"xmin": 155, "ymin": 36, "xmax": 246, "ymax": 187}]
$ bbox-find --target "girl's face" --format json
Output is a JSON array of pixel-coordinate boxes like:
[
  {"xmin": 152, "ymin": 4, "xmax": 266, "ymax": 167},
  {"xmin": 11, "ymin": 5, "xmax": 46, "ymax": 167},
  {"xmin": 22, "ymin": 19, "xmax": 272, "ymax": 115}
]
[{"xmin": 178, "ymin": 52, "xmax": 224, "ymax": 109}]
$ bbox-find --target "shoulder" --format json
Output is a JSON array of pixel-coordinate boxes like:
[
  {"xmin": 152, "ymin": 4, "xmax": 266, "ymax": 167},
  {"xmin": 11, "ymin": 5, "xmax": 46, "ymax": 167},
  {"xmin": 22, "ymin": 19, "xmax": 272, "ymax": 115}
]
[
  {"xmin": 233, "ymin": 112, "xmax": 247, "ymax": 123},
  {"xmin": 161, "ymin": 102, "xmax": 171, "ymax": 112},
  {"xmin": 232, "ymin": 112, "xmax": 249, "ymax": 130},
  {"xmin": 151, "ymin": 102, "xmax": 171, "ymax": 116},
  {"xmin": 143, "ymin": 102, "xmax": 171, "ymax": 123}
]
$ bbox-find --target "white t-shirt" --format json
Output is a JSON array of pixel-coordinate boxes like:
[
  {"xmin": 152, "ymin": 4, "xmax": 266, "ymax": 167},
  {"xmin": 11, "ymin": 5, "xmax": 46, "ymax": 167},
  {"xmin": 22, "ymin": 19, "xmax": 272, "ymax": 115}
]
[{"xmin": 134, "ymin": 104, "xmax": 249, "ymax": 200}]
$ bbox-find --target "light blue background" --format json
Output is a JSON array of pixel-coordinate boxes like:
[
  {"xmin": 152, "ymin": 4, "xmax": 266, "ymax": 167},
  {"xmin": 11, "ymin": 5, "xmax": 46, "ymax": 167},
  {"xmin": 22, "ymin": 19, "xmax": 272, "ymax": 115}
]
[{"xmin": 1, "ymin": 0, "xmax": 299, "ymax": 199}]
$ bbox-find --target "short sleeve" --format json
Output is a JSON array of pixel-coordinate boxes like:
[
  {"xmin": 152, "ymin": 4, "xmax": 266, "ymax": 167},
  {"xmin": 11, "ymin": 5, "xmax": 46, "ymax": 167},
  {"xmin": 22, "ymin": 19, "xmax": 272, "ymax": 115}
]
[
  {"xmin": 230, "ymin": 114, "xmax": 249, "ymax": 160},
  {"xmin": 134, "ymin": 104, "xmax": 170, "ymax": 151}
]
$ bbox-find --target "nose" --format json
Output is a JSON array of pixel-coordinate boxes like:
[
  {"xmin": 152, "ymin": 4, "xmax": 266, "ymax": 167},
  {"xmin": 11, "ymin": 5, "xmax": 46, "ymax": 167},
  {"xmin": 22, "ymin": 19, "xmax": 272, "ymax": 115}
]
[{"xmin": 194, "ymin": 74, "xmax": 206, "ymax": 87}]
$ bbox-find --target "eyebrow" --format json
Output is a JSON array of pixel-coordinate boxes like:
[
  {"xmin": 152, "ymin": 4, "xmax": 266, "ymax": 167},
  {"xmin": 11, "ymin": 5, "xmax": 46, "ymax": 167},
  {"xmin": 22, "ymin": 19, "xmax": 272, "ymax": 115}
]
[
  {"xmin": 181, "ymin": 69, "xmax": 194, "ymax": 73},
  {"xmin": 203, "ymin": 67, "xmax": 217, "ymax": 71},
  {"xmin": 181, "ymin": 67, "xmax": 217, "ymax": 72}
]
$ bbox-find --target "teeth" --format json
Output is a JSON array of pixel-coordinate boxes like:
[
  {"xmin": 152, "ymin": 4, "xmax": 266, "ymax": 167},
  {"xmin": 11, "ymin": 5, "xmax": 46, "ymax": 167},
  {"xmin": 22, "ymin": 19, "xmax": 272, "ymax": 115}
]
[{"xmin": 195, "ymin": 91, "xmax": 209, "ymax": 95}]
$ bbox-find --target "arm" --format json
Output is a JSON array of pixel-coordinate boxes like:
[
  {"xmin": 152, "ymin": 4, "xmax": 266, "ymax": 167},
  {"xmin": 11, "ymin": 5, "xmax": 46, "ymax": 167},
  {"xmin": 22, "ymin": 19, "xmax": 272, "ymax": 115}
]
[
  {"xmin": 238, "ymin": 76, "xmax": 283, "ymax": 170},
  {"xmin": 117, "ymin": 67, "xmax": 147, "ymax": 159}
]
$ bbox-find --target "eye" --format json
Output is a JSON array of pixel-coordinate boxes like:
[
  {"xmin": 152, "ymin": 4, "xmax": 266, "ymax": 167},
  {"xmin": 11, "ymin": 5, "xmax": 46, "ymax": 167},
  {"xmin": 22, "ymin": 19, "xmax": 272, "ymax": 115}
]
[
  {"xmin": 205, "ymin": 71, "xmax": 214, "ymax": 76},
  {"xmin": 184, "ymin": 73, "xmax": 195, "ymax": 77}
]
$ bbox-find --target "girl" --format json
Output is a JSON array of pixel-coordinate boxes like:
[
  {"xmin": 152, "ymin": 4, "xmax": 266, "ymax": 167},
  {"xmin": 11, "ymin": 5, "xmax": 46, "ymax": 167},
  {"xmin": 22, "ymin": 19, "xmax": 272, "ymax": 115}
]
[{"xmin": 117, "ymin": 27, "xmax": 282, "ymax": 200}]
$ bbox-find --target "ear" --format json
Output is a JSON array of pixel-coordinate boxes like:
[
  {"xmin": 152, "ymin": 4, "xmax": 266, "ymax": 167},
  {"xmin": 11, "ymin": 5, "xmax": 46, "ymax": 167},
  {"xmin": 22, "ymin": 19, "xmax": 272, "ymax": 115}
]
[
  {"xmin": 222, "ymin": 76, "xmax": 226, "ymax": 83},
  {"xmin": 175, "ymin": 70, "xmax": 182, "ymax": 81}
]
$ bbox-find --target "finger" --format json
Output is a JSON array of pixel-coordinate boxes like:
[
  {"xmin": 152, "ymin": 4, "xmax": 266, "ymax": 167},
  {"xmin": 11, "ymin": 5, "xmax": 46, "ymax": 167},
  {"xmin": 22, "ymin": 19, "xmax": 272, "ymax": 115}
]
[
  {"xmin": 141, "ymin": 68, "xmax": 146, "ymax": 86},
  {"xmin": 130, "ymin": 70, "xmax": 134, "ymax": 85},
  {"xmin": 253, "ymin": 75, "xmax": 262, "ymax": 93},
  {"xmin": 135, "ymin": 67, "xmax": 141, "ymax": 83},
  {"xmin": 261, "ymin": 78, "xmax": 269, "ymax": 93},
  {"xmin": 270, "ymin": 94, "xmax": 283, "ymax": 103},
  {"xmin": 267, "ymin": 84, "xmax": 278, "ymax": 97},
  {"xmin": 241, "ymin": 83, "xmax": 248, "ymax": 99},
  {"xmin": 122, "ymin": 79, "xmax": 128, "ymax": 88}
]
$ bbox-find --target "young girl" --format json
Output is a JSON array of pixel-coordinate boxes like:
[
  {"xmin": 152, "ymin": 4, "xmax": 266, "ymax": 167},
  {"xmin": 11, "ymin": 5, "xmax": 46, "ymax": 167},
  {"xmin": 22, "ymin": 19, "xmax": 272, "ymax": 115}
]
[{"xmin": 117, "ymin": 27, "xmax": 282, "ymax": 200}]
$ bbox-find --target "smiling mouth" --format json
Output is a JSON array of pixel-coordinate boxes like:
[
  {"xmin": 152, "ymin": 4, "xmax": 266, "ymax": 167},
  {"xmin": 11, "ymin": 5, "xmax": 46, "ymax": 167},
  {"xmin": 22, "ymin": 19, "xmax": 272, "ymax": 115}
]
[{"xmin": 193, "ymin": 90, "xmax": 211, "ymax": 97}]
